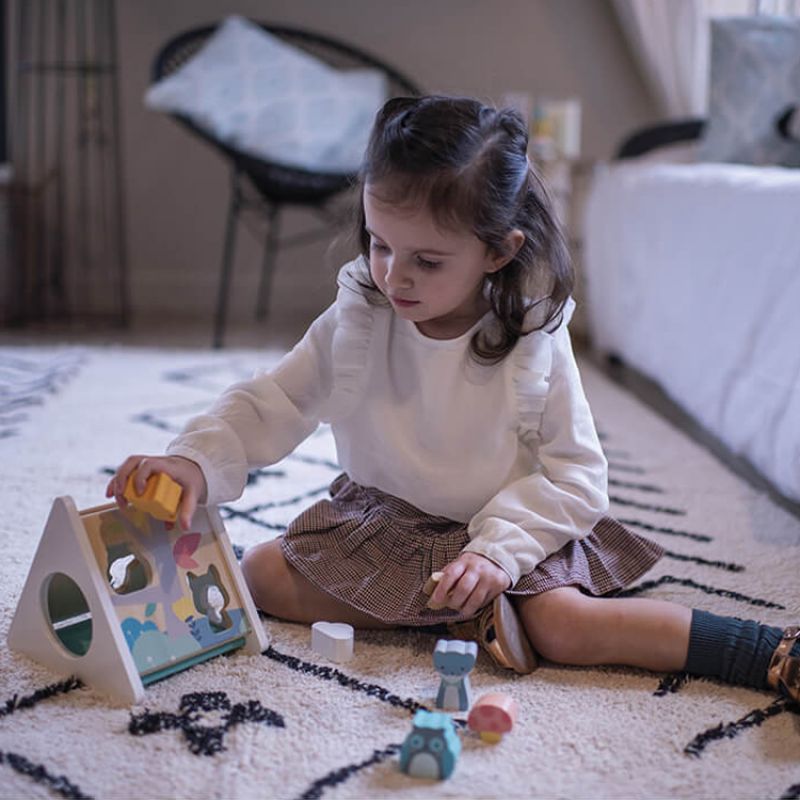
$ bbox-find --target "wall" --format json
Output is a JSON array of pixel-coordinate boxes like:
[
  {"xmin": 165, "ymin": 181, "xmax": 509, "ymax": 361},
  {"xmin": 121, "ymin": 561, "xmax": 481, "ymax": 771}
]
[{"xmin": 117, "ymin": 0, "xmax": 657, "ymax": 325}]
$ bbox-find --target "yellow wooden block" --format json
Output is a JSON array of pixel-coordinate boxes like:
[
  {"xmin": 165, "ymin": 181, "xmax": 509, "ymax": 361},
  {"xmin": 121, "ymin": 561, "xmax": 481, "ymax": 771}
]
[{"xmin": 124, "ymin": 472, "xmax": 182, "ymax": 522}]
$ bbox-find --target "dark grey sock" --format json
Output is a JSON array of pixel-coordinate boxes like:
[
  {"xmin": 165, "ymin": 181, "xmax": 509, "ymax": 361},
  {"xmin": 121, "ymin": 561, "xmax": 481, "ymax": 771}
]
[{"xmin": 684, "ymin": 609, "xmax": 795, "ymax": 690}]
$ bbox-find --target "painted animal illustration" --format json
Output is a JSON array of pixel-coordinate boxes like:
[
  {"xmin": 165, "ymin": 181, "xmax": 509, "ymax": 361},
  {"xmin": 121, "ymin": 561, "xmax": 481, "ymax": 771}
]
[
  {"xmin": 106, "ymin": 542, "xmax": 148, "ymax": 594},
  {"xmin": 399, "ymin": 709, "xmax": 461, "ymax": 780},
  {"xmin": 433, "ymin": 639, "xmax": 478, "ymax": 711},
  {"xmin": 187, "ymin": 564, "xmax": 230, "ymax": 630}
]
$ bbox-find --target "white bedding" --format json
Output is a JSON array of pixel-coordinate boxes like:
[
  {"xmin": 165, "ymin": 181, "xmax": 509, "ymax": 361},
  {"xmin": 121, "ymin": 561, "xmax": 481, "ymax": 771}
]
[{"xmin": 583, "ymin": 160, "xmax": 800, "ymax": 503}]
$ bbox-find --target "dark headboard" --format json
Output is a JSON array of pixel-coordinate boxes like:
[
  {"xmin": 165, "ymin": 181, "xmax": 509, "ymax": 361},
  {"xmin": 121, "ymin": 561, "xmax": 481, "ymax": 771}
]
[{"xmin": 615, "ymin": 119, "xmax": 705, "ymax": 160}]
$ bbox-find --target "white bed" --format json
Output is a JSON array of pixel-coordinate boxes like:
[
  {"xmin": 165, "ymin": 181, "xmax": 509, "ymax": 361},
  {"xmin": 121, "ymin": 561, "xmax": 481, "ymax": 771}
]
[{"xmin": 583, "ymin": 159, "xmax": 800, "ymax": 504}]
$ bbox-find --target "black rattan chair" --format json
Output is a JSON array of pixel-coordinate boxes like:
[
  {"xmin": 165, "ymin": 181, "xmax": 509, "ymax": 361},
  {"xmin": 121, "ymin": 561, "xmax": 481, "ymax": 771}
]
[{"xmin": 152, "ymin": 22, "xmax": 421, "ymax": 347}]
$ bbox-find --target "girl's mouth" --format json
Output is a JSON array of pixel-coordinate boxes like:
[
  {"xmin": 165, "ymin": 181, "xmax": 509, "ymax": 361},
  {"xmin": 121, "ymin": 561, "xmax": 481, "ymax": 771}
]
[{"xmin": 391, "ymin": 297, "xmax": 420, "ymax": 308}]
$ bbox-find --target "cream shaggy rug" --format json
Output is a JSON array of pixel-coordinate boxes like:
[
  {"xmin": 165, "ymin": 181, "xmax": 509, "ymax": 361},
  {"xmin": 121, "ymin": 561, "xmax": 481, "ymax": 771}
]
[{"xmin": 0, "ymin": 345, "xmax": 799, "ymax": 800}]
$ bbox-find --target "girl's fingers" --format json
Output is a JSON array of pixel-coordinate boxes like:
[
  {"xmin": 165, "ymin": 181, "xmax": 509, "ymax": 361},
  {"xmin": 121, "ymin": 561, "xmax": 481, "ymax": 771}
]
[
  {"xmin": 431, "ymin": 552, "xmax": 511, "ymax": 617},
  {"xmin": 446, "ymin": 569, "xmax": 480, "ymax": 611},
  {"xmin": 107, "ymin": 455, "xmax": 205, "ymax": 530},
  {"xmin": 431, "ymin": 562, "xmax": 465, "ymax": 607},
  {"xmin": 178, "ymin": 485, "xmax": 198, "ymax": 531},
  {"xmin": 461, "ymin": 587, "xmax": 490, "ymax": 620},
  {"xmin": 112, "ymin": 455, "xmax": 145, "ymax": 499},
  {"xmin": 465, "ymin": 577, "xmax": 502, "ymax": 618},
  {"xmin": 107, "ymin": 458, "xmax": 135, "ymax": 506},
  {"xmin": 132, "ymin": 457, "xmax": 160, "ymax": 494}
]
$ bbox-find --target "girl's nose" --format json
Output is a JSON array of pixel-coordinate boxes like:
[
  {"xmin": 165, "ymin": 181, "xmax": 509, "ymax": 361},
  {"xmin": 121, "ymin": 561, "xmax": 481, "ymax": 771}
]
[{"xmin": 385, "ymin": 259, "xmax": 413, "ymax": 290}]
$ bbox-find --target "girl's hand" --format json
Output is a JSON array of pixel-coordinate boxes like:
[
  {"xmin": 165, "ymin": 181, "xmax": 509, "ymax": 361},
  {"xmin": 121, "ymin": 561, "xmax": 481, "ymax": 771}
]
[
  {"xmin": 429, "ymin": 552, "xmax": 511, "ymax": 619},
  {"xmin": 105, "ymin": 454, "xmax": 207, "ymax": 531}
]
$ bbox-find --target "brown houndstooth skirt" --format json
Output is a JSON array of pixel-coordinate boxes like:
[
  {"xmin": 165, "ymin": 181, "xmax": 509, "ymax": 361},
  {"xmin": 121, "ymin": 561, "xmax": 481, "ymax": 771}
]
[{"xmin": 280, "ymin": 474, "xmax": 664, "ymax": 626}]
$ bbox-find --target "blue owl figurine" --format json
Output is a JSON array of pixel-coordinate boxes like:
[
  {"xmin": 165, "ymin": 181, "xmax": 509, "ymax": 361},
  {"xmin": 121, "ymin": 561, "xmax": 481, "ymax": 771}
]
[
  {"xmin": 433, "ymin": 639, "xmax": 478, "ymax": 711},
  {"xmin": 399, "ymin": 709, "xmax": 461, "ymax": 780}
]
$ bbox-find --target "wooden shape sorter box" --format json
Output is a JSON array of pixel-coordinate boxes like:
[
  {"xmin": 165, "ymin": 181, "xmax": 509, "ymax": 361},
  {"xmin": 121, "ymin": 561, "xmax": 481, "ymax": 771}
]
[{"xmin": 7, "ymin": 497, "xmax": 268, "ymax": 704}]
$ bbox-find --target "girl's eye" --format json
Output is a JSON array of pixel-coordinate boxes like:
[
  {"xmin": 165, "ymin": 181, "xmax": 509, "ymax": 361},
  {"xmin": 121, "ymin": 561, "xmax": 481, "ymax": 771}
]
[
  {"xmin": 370, "ymin": 240, "xmax": 389, "ymax": 254},
  {"xmin": 416, "ymin": 256, "xmax": 441, "ymax": 270}
]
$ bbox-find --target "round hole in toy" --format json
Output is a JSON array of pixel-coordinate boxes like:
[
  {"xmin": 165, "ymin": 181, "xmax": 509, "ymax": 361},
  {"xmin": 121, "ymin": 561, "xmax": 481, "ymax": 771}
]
[{"xmin": 44, "ymin": 572, "xmax": 93, "ymax": 656}]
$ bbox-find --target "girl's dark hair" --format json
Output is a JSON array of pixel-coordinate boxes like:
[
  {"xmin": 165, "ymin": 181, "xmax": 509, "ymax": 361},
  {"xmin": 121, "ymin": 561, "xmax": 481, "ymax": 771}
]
[{"xmin": 352, "ymin": 94, "xmax": 574, "ymax": 364}]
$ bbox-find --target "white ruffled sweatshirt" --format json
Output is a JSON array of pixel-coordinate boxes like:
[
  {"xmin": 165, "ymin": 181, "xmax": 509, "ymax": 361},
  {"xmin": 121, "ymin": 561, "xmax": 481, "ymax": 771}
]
[{"xmin": 167, "ymin": 259, "xmax": 609, "ymax": 585}]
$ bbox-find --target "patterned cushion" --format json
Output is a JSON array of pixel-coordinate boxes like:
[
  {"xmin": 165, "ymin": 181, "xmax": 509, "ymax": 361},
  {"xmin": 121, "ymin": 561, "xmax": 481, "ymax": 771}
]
[
  {"xmin": 698, "ymin": 16, "xmax": 800, "ymax": 167},
  {"xmin": 145, "ymin": 16, "xmax": 387, "ymax": 174}
]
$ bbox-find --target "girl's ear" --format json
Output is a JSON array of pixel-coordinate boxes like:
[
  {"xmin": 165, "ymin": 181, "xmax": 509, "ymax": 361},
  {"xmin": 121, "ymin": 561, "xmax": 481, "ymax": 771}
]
[{"xmin": 487, "ymin": 229, "xmax": 525, "ymax": 273}]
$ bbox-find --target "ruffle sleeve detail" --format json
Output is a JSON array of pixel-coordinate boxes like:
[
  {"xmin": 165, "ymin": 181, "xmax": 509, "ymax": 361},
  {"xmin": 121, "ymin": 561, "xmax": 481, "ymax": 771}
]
[
  {"xmin": 321, "ymin": 258, "xmax": 379, "ymax": 423},
  {"xmin": 512, "ymin": 332, "xmax": 552, "ymax": 446},
  {"xmin": 513, "ymin": 297, "xmax": 576, "ymax": 446}
]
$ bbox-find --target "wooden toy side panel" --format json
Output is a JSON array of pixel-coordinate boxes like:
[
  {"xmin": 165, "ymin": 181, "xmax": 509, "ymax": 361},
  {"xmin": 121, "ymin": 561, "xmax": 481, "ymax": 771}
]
[
  {"xmin": 81, "ymin": 503, "xmax": 255, "ymax": 679},
  {"xmin": 8, "ymin": 497, "xmax": 145, "ymax": 705}
]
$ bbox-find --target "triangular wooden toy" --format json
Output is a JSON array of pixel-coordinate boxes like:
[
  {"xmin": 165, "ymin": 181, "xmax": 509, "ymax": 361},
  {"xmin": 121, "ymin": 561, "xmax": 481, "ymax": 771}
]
[{"xmin": 8, "ymin": 496, "xmax": 268, "ymax": 704}]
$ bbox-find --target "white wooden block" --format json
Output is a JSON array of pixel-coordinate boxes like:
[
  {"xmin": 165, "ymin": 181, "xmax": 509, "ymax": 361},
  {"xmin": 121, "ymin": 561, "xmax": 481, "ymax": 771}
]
[{"xmin": 311, "ymin": 621, "xmax": 354, "ymax": 662}]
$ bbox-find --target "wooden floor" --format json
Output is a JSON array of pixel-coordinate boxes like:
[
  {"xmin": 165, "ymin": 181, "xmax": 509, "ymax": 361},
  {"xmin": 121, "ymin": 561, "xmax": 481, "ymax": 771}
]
[{"xmin": 0, "ymin": 311, "xmax": 314, "ymax": 352}]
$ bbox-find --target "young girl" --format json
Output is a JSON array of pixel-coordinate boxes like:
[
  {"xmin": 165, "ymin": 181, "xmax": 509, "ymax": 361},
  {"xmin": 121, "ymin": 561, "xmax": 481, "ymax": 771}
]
[{"xmin": 108, "ymin": 95, "xmax": 799, "ymax": 700}]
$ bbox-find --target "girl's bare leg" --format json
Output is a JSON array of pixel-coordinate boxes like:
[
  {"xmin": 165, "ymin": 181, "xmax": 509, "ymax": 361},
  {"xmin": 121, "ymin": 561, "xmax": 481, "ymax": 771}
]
[
  {"xmin": 241, "ymin": 538, "xmax": 392, "ymax": 629},
  {"xmin": 516, "ymin": 586, "xmax": 692, "ymax": 672}
]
